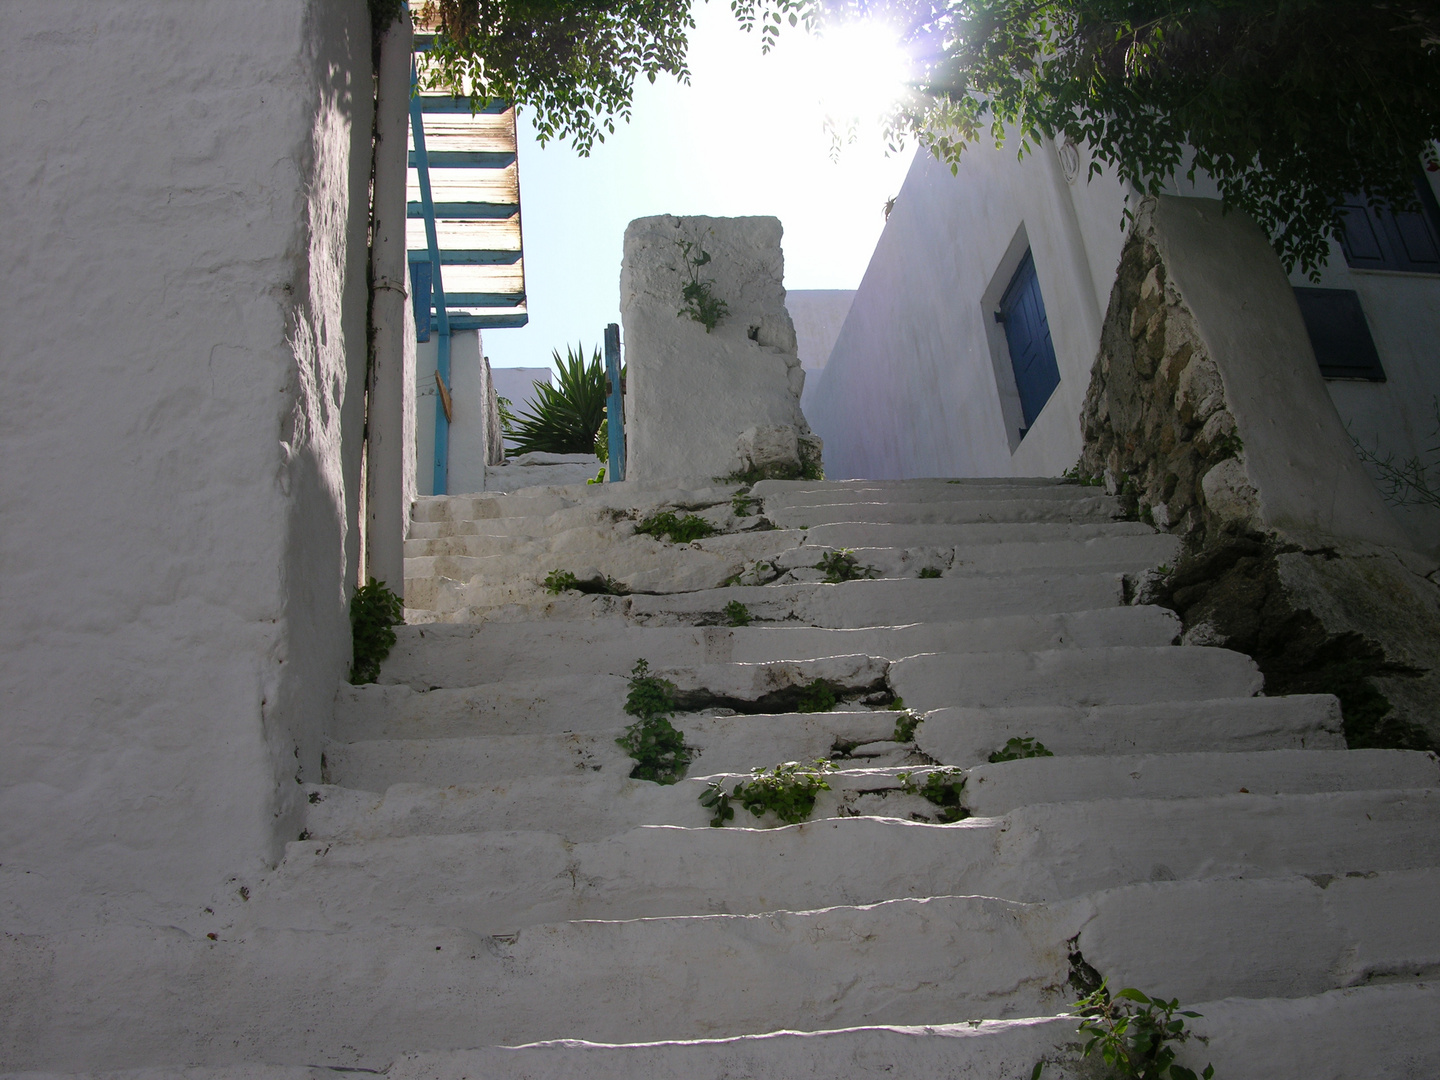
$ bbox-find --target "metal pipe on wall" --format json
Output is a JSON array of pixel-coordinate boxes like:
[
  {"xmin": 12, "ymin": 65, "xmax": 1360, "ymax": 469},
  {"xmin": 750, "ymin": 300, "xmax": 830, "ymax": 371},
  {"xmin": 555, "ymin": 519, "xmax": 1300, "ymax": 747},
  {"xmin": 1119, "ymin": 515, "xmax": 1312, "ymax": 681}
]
[{"xmin": 364, "ymin": 8, "xmax": 414, "ymax": 594}]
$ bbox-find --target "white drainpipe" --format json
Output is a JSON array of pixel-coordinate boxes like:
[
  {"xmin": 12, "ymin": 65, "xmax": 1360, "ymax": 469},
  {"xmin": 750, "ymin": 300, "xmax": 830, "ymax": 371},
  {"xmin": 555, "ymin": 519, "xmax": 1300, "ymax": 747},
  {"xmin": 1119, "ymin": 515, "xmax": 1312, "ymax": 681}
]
[{"xmin": 365, "ymin": 9, "xmax": 414, "ymax": 594}]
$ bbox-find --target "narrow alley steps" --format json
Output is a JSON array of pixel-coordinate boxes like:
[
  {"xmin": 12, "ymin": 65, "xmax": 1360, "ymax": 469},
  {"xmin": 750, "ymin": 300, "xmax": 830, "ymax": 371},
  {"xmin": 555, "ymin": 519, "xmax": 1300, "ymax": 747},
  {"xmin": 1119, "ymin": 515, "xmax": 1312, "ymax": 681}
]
[{"xmin": 9, "ymin": 476, "xmax": 1438, "ymax": 1077}]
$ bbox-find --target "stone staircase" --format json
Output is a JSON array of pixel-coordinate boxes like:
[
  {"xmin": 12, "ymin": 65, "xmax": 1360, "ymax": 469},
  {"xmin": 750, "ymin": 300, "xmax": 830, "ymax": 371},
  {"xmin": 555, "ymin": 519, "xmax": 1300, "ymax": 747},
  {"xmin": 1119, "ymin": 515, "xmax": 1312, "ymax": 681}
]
[{"xmin": 13, "ymin": 478, "xmax": 1436, "ymax": 1078}]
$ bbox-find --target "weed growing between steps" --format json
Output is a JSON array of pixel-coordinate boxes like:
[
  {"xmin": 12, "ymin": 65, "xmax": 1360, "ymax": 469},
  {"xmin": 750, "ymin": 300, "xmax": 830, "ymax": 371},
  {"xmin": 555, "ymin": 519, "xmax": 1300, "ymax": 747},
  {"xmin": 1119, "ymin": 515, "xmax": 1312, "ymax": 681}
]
[
  {"xmin": 635, "ymin": 510, "xmax": 719, "ymax": 543},
  {"xmin": 898, "ymin": 768, "xmax": 968, "ymax": 822},
  {"xmin": 349, "ymin": 578, "xmax": 404, "ymax": 684},
  {"xmin": 795, "ymin": 679, "xmax": 838, "ymax": 712},
  {"xmin": 616, "ymin": 660, "xmax": 693, "ymax": 784},
  {"xmin": 1041, "ymin": 983, "xmax": 1214, "ymax": 1080},
  {"xmin": 891, "ymin": 709, "xmax": 922, "ymax": 741},
  {"xmin": 989, "ymin": 736, "xmax": 1054, "ymax": 762},
  {"xmin": 815, "ymin": 549, "xmax": 880, "ymax": 583},
  {"xmin": 701, "ymin": 760, "xmax": 836, "ymax": 826},
  {"xmin": 917, "ymin": 566, "xmax": 943, "ymax": 578},
  {"xmin": 731, "ymin": 488, "xmax": 758, "ymax": 516},
  {"xmin": 544, "ymin": 568, "xmax": 629, "ymax": 596},
  {"xmin": 723, "ymin": 600, "xmax": 752, "ymax": 626}
]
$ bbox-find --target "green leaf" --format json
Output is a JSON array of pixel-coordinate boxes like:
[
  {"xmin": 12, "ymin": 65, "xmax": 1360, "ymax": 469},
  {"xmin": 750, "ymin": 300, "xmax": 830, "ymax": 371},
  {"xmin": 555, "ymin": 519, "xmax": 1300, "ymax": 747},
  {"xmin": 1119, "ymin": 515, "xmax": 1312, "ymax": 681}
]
[{"xmin": 506, "ymin": 343, "xmax": 607, "ymax": 455}]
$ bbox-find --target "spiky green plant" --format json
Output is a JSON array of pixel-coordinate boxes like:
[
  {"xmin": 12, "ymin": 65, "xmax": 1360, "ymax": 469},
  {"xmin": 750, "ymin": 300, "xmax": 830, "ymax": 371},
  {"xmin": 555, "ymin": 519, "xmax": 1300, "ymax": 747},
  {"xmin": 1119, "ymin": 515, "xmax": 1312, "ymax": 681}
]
[{"xmin": 507, "ymin": 344, "xmax": 607, "ymax": 455}]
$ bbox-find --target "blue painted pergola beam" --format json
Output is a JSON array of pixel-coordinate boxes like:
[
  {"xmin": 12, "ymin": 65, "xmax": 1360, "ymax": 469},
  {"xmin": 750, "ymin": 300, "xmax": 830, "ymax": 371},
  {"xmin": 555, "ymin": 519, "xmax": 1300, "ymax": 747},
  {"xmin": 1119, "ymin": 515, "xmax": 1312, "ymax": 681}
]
[
  {"xmin": 417, "ymin": 95, "xmax": 510, "ymax": 114},
  {"xmin": 443, "ymin": 313, "xmax": 530, "ymax": 330},
  {"xmin": 409, "ymin": 64, "xmax": 452, "ymax": 496},
  {"xmin": 407, "ymin": 202, "xmax": 519, "ymax": 219},
  {"xmin": 409, "ymin": 249, "xmax": 522, "ymax": 266},
  {"xmin": 409, "ymin": 150, "xmax": 517, "ymax": 168},
  {"xmin": 442, "ymin": 292, "xmax": 526, "ymax": 308}
]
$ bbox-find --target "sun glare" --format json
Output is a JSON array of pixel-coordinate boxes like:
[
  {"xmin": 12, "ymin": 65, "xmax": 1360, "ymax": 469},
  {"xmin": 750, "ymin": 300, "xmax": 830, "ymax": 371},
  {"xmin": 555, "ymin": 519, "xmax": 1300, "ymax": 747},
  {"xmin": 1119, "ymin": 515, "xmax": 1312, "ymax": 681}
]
[{"xmin": 796, "ymin": 19, "xmax": 915, "ymax": 126}]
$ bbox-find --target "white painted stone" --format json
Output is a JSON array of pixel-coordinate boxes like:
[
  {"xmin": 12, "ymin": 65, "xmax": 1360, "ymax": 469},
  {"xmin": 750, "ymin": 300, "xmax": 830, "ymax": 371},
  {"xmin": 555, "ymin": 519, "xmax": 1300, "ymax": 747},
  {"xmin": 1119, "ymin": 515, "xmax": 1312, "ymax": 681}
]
[
  {"xmin": 890, "ymin": 646, "xmax": 1262, "ymax": 711},
  {"xmin": 621, "ymin": 216, "xmax": 816, "ymax": 483},
  {"xmin": 395, "ymin": 983, "xmax": 1440, "ymax": 1080},
  {"xmin": 963, "ymin": 748, "xmax": 1440, "ymax": 816},
  {"xmin": 917, "ymin": 695, "xmax": 1344, "ymax": 764},
  {"xmin": 769, "ymin": 497, "xmax": 1120, "ymax": 528}
]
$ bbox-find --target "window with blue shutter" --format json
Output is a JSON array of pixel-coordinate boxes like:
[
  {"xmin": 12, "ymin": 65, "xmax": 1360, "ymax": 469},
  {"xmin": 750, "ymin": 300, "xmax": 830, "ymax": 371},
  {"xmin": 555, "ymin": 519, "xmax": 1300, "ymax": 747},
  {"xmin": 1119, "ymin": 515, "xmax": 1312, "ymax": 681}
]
[
  {"xmin": 1293, "ymin": 287, "xmax": 1386, "ymax": 381},
  {"xmin": 1335, "ymin": 174, "xmax": 1440, "ymax": 274},
  {"xmin": 998, "ymin": 249, "xmax": 1061, "ymax": 436}
]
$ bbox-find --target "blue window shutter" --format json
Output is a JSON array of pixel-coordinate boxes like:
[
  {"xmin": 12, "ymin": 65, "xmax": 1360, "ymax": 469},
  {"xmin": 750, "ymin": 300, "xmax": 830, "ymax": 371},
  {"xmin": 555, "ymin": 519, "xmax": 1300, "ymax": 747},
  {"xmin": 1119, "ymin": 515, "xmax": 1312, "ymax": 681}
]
[
  {"xmin": 999, "ymin": 250, "xmax": 1062, "ymax": 433},
  {"xmin": 1336, "ymin": 174, "xmax": 1440, "ymax": 273},
  {"xmin": 1293, "ymin": 287, "xmax": 1386, "ymax": 381}
]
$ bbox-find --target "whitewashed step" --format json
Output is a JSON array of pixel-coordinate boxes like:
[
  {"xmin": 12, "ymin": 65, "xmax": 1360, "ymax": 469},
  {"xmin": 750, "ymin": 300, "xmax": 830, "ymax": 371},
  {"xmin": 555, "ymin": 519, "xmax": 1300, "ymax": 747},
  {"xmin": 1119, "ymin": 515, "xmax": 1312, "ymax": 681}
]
[
  {"xmin": 256, "ymin": 790, "xmax": 1440, "ymax": 932},
  {"xmin": 10, "ymin": 865, "xmax": 1438, "ymax": 1072},
  {"xmin": 377, "ymin": 607, "xmax": 1180, "ymax": 689},
  {"xmin": 758, "ymin": 481, "xmax": 1111, "ymax": 509},
  {"xmin": 306, "ymin": 749, "xmax": 1436, "ymax": 843},
  {"xmin": 324, "ymin": 710, "xmax": 901, "ymax": 788},
  {"xmin": 962, "ymin": 748, "xmax": 1440, "ymax": 816},
  {"xmin": 802, "ymin": 519, "xmax": 1159, "ymax": 549},
  {"xmin": 768, "ymin": 497, "xmax": 1120, "ymax": 529},
  {"xmin": 302, "ymin": 764, "xmax": 938, "ymax": 843},
  {"xmin": 394, "ymin": 982, "xmax": 1440, "ymax": 1080},
  {"xmin": 916, "ymin": 694, "xmax": 1345, "ymax": 763},
  {"xmin": 627, "ymin": 572, "xmax": 1126, "ymax": 627},
  {"xmin": 890, "ymin": 646, "xmax": 1262, "ymax": 711}
]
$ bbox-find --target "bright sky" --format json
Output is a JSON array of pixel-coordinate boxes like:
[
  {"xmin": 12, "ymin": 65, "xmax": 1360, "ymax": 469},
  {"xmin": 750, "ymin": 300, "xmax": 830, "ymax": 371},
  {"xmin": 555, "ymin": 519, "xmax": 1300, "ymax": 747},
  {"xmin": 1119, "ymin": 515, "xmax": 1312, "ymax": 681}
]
[{"xmin": 480, "ymin": 0, "xmax": 919, "ymax": 374}]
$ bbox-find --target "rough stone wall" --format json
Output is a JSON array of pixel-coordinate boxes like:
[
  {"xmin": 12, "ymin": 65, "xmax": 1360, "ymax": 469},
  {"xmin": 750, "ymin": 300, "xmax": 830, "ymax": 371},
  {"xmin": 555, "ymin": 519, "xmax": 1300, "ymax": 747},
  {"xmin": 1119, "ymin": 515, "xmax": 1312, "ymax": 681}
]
[
  {"xmin": 621, "ymin": 215, "xmax": 821, "ymax": 484},
  {"xmin": 1077, "ymin": 210, "xmax": 1249, "ymax": 539},
  {"xmin": 0, "ymin": 0, "xmax": 373, "ymax": 929},
  {"xmin": 1079, "ymin": 197, "xmax": 1440, "ymax": 748}
]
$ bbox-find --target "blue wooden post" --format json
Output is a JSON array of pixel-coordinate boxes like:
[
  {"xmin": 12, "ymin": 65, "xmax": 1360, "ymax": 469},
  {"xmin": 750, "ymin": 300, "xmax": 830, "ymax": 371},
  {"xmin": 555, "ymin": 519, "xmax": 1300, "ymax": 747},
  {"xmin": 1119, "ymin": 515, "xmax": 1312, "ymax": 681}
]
[
  {"xmin": 409, "ymin": 65, "xmax": 451, "ymax": 495},
  {"xmin": 604, "ymin": 322, "xmax": 625, "ymax": 482}
]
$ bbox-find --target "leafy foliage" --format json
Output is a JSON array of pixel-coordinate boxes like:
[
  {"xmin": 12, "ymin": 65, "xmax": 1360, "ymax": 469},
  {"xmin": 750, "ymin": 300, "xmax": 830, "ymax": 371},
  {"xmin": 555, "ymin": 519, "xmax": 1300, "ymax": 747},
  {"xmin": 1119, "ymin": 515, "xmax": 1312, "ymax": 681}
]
[
  {"xmin": 507, "ymin": 344, "xmax": 607, "ymax": 455},
  {"xmin": 676, "ymin": 239, "xmax": 729, "ymax": 332},
  {"xmin": 617, "ymin": 659, "xmax": 693, "ymax": 784},
  {"xmin": 891, "ymin": 709, "xmax": 922, "ymax": 742},
  {"xmin": 1069, "ymin": 983, "xmax": 1215, "ymax": 1080},
  {"xmin": 349, "ymin": 578, "xmax": 404, "ymax": 685},
  {"xmin": 737, "ymin": 0, "xmax": 1440, "ymax": 277},
  {"xmin": 731, "ymin": 488, "xmax": 758, "ymax": 516},
  {"xmin": 723, "ymin": 599, "xmax": 753, "ymax": 626},
  {"xmin": 586, "ymin": 466, "xmax": 606, "ymax": 485},
  {"xmin": 794, "ymin": 678, "xmax": 838, "ymax": 713},
  {"xmin": 917, "ymin": 566, "xmax": 943, "ymax": 578},
  {"xmin": 989, "ymin": 735, "xmax": 1055, "ymax": 762},
  {"xmin": 898, "ymin": 767, "xmax": 969, "ymax": 822},
  {"xmin": 543, "ymin": 568, "xmax": 578, "ymax": 594},
  {"xmin": 814, "ymin": 549, "xmax": 880, "ymax": 583},
  {"xmin": 701, "ymin": 759, "xmax": 837, "ymax": 826},
  {"xmin": 417, "ymin": 0, "xmax": 695, "ymax": 154},
  {"xmin": 635, "ymin": 510, "xmax": 719, "ymax": 543}
]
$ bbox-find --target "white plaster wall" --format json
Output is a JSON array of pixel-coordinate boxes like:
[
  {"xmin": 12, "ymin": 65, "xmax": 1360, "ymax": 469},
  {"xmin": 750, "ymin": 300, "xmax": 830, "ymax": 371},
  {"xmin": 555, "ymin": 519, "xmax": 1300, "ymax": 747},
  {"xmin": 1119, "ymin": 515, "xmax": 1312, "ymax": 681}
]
[
  {"xmin": 493, "ymin": 366, "xmax": 552, "ymax": 418},
  {"xmin": 0, "ymin": 0, "xmax": 372, "ymax": 929},
  {"xmin": 1278, "ymin": 172, "xmax": 1440, "ymax": 554},
  {"xmin": 787, "ymin": 289, "xmax": 856, "ymax": 413},
  {"xmin": 807, "ymin": 141, "xmax": 1128, "ymax": 480},
  {"xmin": 415, "ymin": 329, "xmax": 495, "ymax": 495}
]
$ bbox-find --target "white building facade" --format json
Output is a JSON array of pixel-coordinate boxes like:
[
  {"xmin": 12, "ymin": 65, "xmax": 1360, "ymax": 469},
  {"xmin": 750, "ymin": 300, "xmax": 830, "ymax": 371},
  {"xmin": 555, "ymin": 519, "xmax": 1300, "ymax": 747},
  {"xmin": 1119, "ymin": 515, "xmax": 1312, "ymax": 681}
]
[{"xmin": 807, "ymin": 139, "xmax": 1440, "ymax": 554}]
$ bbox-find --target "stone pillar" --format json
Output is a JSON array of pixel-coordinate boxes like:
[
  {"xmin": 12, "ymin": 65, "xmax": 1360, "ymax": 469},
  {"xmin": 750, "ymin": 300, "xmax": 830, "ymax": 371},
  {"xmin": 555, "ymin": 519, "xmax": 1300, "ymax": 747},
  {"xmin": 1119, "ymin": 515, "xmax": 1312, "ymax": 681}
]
[{"xmin": 620, "ymin": 215, "xmax": 821, "ymax": 485}]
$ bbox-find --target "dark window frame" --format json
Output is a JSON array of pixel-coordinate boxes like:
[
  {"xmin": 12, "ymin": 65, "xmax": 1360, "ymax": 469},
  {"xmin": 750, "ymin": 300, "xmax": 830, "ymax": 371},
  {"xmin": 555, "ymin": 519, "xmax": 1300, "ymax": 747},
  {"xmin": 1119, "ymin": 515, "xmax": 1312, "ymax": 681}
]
[{"xmin": 1334, "ymin": 173, "xmax": 1440, "ymax": 274}]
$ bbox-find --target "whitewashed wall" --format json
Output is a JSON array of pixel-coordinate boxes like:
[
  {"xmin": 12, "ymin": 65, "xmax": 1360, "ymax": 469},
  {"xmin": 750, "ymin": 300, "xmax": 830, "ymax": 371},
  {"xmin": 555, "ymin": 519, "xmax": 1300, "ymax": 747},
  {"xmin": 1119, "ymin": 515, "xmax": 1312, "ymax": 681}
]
[
  {"xmin": 415, "ymin": 329, "xmax": 498, "ymax": 495},
  {"xmin": 807, "ymin": 140, "xmax": 1129, "ymax": 480},
  {"xmin": 786, "ymin": 289, "xmax": 856, "ymax": 413},
  {"xmin": 0, "ymin": 0, "xmax": 373, "ymax": 929},
  {"xmin": 493, "ymin": 366, "xmax": 552, "ymax": 419}
]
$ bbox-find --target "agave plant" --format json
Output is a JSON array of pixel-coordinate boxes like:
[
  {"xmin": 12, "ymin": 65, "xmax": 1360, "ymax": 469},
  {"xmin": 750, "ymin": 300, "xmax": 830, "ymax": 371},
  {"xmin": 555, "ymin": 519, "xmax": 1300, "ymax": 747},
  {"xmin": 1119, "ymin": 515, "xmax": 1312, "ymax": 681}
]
[{"xmin": 507, "ymin": 343, "xmax": 607, "ymax": 456}]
